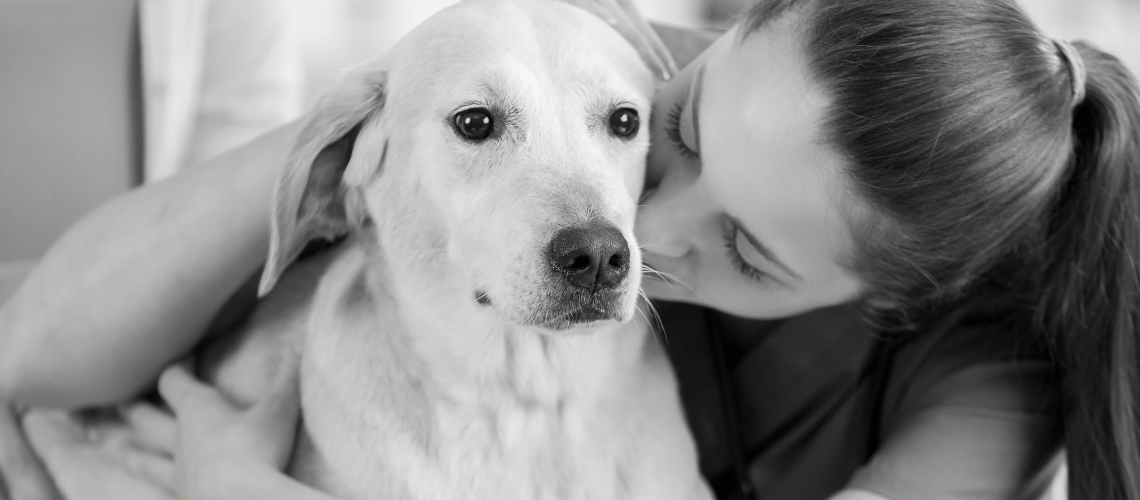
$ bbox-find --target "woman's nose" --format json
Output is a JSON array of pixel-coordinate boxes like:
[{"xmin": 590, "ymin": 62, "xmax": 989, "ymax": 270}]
[
  {"xmin": 639, "ymin": 223, "xmax": 691, "ymax": 258},
  {"xmin": 635, "ymin": 178, "xmax": 704, "ymax": 259}
]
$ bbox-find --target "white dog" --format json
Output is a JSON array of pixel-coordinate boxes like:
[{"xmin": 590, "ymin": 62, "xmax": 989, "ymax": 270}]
[{"xmin": 24, "ymin": 1, "xmax": 711, "ymax": 498}]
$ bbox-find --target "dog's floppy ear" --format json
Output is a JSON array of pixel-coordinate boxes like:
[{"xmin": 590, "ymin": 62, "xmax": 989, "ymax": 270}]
[{"xmin": 258, "ymin": 67, "xmax": 390, "ymax": 296}]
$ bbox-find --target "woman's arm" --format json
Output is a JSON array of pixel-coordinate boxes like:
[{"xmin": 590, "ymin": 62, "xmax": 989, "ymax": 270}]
[
  {"xmin": 0, "ymin": 120, "xmax": 302, "ymax": 407},
  {"xmin": 651, "ymin": 24, "xmax": 720, "ymax": 70}
]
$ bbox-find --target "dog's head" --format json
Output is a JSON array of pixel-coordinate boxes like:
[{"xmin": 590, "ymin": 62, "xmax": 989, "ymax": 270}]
[{"xmin": 259, "ymin": 0, "xmax": 656, "ymax": 333}]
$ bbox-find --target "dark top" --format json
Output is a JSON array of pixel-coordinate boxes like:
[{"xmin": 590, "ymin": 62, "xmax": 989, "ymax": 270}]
[{"xmin": 657, "ymin": 301, "xmax": 1063, "ymax": 500}]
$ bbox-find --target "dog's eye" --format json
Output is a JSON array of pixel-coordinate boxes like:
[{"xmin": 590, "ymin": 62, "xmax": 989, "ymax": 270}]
[
  {"xmin": 454, "ymin": 109, "xmax": 494, "ymax": 141},
  {"xmin": 609, "ymin": 108, "xmax": 639, "ymax": 139}
]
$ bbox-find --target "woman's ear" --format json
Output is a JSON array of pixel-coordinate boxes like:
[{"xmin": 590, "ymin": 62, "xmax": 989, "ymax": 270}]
[{"xmin": 259, "ymin": 62, "xmax": 391, "ymax": 296}]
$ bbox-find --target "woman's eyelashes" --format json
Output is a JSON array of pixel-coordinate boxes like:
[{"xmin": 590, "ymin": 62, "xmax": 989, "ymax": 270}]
[
  {"xmin": 665, "ymin": 101, "xmax": 700, "ymax": 161},
  {"xmin": 722, "ymin": 219, "xmax": 770, "ymax": 283}
]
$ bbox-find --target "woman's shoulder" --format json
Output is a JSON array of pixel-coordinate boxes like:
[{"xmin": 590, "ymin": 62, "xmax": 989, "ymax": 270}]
[
  {"xmin": 885, "ymin": 315, "xmax": 1057, "ymax": 417},
  {"xmin": 850, "ymin": 318, "xmax": 1063, "ymax": 500}
]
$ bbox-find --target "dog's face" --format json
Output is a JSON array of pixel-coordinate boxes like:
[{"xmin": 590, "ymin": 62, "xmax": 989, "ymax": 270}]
[{"xmin": 260, "ymin": 0, "xmax": 656, "ymax": 333}]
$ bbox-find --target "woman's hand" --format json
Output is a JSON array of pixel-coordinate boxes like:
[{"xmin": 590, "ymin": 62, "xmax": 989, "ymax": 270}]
[
  {"xmin": 153, "ymin": 355, "xmax": 301, "ymax": 500},
  {"xmin": 559, "ymin": 0, "xmax": 678, "ymax": 79},
  {"xmin": 0, "ymin": 401, "xmax": 60, "ymax": 500},
  {"xmin": 113, "ymin": 353, "xmax": 327, "ymax": 500}
]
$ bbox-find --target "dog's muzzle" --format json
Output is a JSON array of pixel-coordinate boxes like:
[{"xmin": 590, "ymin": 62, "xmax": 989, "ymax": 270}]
[{"xmin": 534, "ymin": 222, "xmax": 632, "ymax": 328}]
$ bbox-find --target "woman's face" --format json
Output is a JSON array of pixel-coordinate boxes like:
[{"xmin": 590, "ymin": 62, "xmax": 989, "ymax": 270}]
[{"xmin": 637, "ymin": 19, "xmax": 864, "ymax": 319}]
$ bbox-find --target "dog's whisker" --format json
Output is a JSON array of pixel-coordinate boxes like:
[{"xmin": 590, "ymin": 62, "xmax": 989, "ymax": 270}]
[
  {"xmin": 645, "ymin": 305, "xmax": 664, "ymax": 339},
  {"xmin": 634, "ymin": 304, "xmax": 659, "ymax": 347},
  {"xmin": 640, "ymin": 264, "xmax": 687, "ymax": 286},
  {"xmin": 640, "ymin": 265, "xmax": 699, "ymax": 297},
  {"xmin": 640, "ymin": 266, "xmax": 670, "ymax": 282},
  {"xmin": 637, "ymin": 188, "xmax": 656, "ymax": 204},
  {"xmin": 639, "ymin": 265, "xmax": 674, "ymax": 284},
  {"xmin": 640, "ymin": 263, "xmax": 665, "ymax": 275},
  {"xmin": 637, "ymin": 289, "xmax": 667, "ymax": 345},
  {"xmin": 641, "ymin": 291, "xmax": 666, "ymax": 338},
  {"xmin": 635, "ymin": 303, "xmax": 659, "ymax": 347}
]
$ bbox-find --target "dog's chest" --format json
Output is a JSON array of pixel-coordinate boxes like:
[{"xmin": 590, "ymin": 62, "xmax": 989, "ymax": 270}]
[
  {"xmin": 303, "ymin": 396, "xmax": 632, "ymax": 500},
  {"xmin": 295, "ymin": 333, "xmax": 640, "ymax": 499}
]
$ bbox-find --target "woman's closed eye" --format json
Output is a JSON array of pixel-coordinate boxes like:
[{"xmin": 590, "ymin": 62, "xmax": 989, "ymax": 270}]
[
  {"xmin": 722, "ymin": 218, "xmax": 770, "ymax": 283},
  {"xmin": 665, "ymin": 63, "xmax": 706, "ymax": 162},
  {"xmin": 665, "ymin": 101, "xmax": 700, "ymax": 161}
]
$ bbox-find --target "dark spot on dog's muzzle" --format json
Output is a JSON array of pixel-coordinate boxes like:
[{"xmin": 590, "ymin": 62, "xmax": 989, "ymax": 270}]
[{"xmin": 475, "ymin": 290, "xmax": 493, "ymax": 306}]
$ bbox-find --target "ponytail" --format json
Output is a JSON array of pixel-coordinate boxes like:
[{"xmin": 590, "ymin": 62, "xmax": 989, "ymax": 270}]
[{"xmin": 1035, "ymin": 43, "xmax": 1140, "ymax": 500}]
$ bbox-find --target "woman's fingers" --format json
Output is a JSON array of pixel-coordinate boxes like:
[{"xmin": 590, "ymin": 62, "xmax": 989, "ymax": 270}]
[
  {"xmin": 22, "ymin": 409, "xmax": 177, "ymax": 499},
  {"xmin": 157, "ymin": 360, "xmax": 219, "ymax": 417},
  {"xmin": 70, "ymin": 410, "xmax": 178, "ymax": 494},
  {"xmin": 559, "ymin": 0, "xmax": 677, "ymax": 79},
  {"xmin": 0, "ymin": 402, "xmax": 60, "ymax": 500},
  {"xmin": 118, "ymin": 403, "xmax": 177, "ymax": 455},
  {"xmin": 116, "ymin": 445, "xmax": 177, "ymax": 494}
]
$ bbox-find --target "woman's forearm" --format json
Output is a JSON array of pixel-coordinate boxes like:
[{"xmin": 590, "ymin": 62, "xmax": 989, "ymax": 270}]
[{"xmin": 0, "ymin": 120, "xmax": 303, "ymax": 407}]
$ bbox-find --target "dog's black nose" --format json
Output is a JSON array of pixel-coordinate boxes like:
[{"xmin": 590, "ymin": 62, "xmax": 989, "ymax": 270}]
[{"xmin": 548, "ymin": 223, "xmax": 630, "ymax": 292}]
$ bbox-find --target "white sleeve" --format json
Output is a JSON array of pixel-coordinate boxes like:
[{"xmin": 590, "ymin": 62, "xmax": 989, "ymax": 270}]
[{"xmin": 185, "ymin": 0, "xmax": 305, "ymax": 167}]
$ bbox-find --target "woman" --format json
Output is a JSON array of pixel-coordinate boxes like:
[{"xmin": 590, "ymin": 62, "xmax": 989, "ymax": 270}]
[{"xmin": 3, "ymin": 0, "xmax": 1139, "ymax": 499}]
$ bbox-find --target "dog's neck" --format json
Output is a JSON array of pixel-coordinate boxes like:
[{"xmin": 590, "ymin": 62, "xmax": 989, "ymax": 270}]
[{"xmin": 300, "ymin": 241, "xmax": 649, "ymax": 421}]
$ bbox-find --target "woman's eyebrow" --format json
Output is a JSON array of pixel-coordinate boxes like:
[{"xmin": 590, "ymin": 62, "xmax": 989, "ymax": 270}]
[{"xmin": 729, "ymin": 215, "xmax": 804, "ymax": 282}]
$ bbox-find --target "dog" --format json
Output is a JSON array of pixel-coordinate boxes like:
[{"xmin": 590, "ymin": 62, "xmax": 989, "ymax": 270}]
[{"xmin": 23, "ymin": 1, "xmax": 712, "ymax": 498}]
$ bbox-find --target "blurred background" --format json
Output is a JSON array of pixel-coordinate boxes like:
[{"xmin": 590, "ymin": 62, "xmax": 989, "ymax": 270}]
[
  {"xmin": 291, "ymin": 0, "xmax": 1140, "ymax": 105},
  {"xmin": 1, "ymin": 0, "xmax": 1139, "ymax": 261}
]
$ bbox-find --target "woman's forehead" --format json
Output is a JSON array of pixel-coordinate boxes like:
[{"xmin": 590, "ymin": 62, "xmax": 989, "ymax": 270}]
[{"xmin": 703, "ymin": 21, "xmax": 859, "ymax": 276}]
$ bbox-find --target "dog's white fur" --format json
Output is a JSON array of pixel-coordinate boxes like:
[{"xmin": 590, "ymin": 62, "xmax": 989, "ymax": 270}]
[{"xmin": 26, "ymin": 1, "xmax": 711, "ymax": 498}]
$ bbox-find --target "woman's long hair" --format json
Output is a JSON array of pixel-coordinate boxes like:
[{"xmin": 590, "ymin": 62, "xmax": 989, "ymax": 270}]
[
  {"xmin": 744, "ymin": 0, "xmax": 1140, "ymax": 498},
  {"xmin": 1039, "ymin": 45, "xmax": 1140, "ymax": 499}
]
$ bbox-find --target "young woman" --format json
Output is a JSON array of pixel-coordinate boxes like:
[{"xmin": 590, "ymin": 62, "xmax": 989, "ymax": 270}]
[{"xmin": 3, "ymin": 0, "xmax": 1139, "ymax": 499}]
